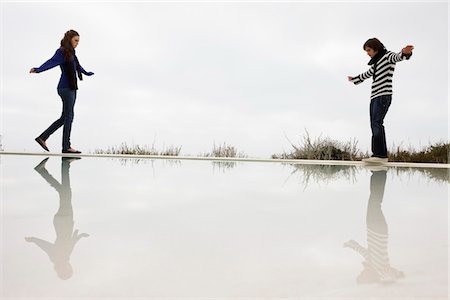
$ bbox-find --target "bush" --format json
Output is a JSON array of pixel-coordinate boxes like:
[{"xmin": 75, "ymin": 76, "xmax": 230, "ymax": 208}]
[
  {"xmin": 202, "ymin": 142, "xmax": 247, "ymax": 158},
  {"xmin": 274, "ymin": 131, "xmax": 448, "ymax": 164},
  {"xmin": 389, "ymin": 143, "xmax": 449, "ymax": 163},
  {"xmin": 94, "ymin": 142, "xmax": 181, "ymax": 156},
  {"xmin": 272, "ymin": 131, "xmax": 363, "ymax": 161}
]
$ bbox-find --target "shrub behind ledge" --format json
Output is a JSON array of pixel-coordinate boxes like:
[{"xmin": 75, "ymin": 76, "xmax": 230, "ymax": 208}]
[
  {"xmin": 272, "ymin": 132, "xmax": 363, "ymax": 161},
  {"xmin": 202, "ymin": 142, "xmax": 247, "ymax": 158},
  {"xmin": 94, "ymin": 142, "xmax": 181, "ymax": 156},
  {"xmin": 273, "ymin": 132, "xmax": 448, "ymax": 164},
  {"xmin": 389, "ymin": 143, "xmax": 449, "ymax": 164}
]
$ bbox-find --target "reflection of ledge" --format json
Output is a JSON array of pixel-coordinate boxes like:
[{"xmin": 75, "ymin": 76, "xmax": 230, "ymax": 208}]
[{"xmin": 0, "ymin": 151, "xmax": 449, "ymax": 169}]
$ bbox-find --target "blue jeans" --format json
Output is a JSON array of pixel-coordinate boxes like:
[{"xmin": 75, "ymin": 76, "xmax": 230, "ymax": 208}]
[
  {"xmin": 370, "ymin": 95, "xmax": 391, "ymax": 158},
  {"xmin": 38, "ymin": 88, "xmax": 77, "ymax": 150}
]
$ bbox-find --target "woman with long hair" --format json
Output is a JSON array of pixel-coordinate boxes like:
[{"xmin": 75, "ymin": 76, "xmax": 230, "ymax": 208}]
[{"xmin": 30, "ymin": 29, "xmax": 94, "ymax": 154}]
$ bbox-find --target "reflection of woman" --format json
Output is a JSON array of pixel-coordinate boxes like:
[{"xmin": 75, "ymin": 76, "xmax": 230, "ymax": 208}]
[
  {"xmin": 344, "ymin": 169, "xmax": 404, "ymax": 284},
  {"xmin": 25, "ymin": 157, "xmax": 89, "ymax": 280},
  {"xmin": 30, "ymin": 30, "xmax": 94, "ymax": 154}
]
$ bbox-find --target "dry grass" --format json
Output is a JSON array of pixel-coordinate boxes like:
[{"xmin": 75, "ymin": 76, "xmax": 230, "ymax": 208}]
[
  {"xmin": 94, "ymin": 142, "xmax": 181, "ymax": 156},
  {"xmin": 92, "ymin": 136, "xmax": 448, "ymax": 164},
  {"xmin": 202, "ymin": 142, "xmax": 247, "ymax": 158},
  {"xmin": 273, "ymin": 131, "xmax": 364, "ymax": 161},
  {"xmin": 274, "ymin": 131, "xmax": 448, "ymax": 164},
  {"xmin": 388, "ymin": 142, "xmax": 449, "ymax": 163}
]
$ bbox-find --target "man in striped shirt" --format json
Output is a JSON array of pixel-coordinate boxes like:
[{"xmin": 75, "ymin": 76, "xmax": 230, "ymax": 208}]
[{"xmin": 348, "ymin": 38, "xmax": 413, "ymax": 163}]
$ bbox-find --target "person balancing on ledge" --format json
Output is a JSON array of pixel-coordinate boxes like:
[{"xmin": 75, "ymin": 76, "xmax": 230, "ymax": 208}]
[
  {"xmin": 30, "ymin": 29, "xmax": 94, "ymax": 154},
  {"xmin": 348, "ymin": 38, "xmax": 413, "ymax": 164}
]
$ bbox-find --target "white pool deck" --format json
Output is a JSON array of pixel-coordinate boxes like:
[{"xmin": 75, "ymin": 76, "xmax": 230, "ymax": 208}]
[{"xmin": 0, "ymin": 151, "xmax": 449, "ymax": 169}]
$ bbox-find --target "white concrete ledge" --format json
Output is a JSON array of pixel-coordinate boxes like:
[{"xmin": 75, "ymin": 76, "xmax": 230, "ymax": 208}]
[{"xmin": 0, "ymin": 151, "xmax": 448, "ymax": 169}]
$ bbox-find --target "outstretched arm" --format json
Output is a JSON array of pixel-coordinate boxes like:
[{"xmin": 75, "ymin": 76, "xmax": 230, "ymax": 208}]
[
  {"xmin": 79, "ymin": 64, "xmax": 94, "ymax": 76},
  {"xmin": 72, "ymin": 229, "xmax": 90, "ymax": 242},
  {"xmin": 387, "ymin": 45, "xmax": 414, "ymax": 63},
  {"xmin": 25, "ymin": 237, "xmax": 54, "ymax": 256},
  {"xmin": 63, "ymin": 230, "xmax": 89, "ymax": 255},
  {"xmin": 30, "ymin": 49, "xmax": 65, "ymax": 74},
  {"xmin": 344, "ymin": 239, "xmax": 369, "ymax": 258},
  {"xmin": 348, "ymin": 66, "xmax": 374, "ymax": 85},
  {"xmin": 75, "ymin": 56, "xmax": 94, "ymax": 76}
]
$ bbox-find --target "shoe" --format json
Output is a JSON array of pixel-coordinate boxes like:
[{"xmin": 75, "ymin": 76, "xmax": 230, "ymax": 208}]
[
  {"xmin": 62, "ymin": 156, "xmax": 82, "ymax": 163},
  {"xmin": 35, "ymin": 137, "xmax": 49, "ymax": 152},
  {"xmin": 34, "ymin": 157, "xmax": 50, "ymax": 171},
  {"xmin": 362, "ymin": 156, "xmax": 388, "ymax": 164},
  {"xmin": 62, "ymin": 148, "xmax": 82, "ymax": 154}
]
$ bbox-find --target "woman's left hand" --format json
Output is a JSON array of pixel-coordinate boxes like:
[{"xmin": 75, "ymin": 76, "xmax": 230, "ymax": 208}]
[{"xmin": 86, "ymin": 71, "xmax": 94, "ymax": 76}]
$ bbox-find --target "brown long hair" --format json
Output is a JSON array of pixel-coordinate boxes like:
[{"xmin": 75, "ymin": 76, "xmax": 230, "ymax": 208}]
[{"xmin": 60, "ymin": 29, "xmax": 79, "ymax": 61}]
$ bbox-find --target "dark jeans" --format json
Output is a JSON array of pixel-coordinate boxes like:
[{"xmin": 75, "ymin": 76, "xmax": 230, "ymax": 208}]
[
  {"xmin": 370, "ymin": 95, "xmax": 391, "ymax": 158},
  {"xmin": 38, "ymin": 88, "xmax": 77, "ymax": 150}
]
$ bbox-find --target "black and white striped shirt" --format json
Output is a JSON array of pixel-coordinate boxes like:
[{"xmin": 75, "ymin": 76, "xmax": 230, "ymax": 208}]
[{"xmin": 351, "ymin": 51, "xmax": 411, "ymax": 99}]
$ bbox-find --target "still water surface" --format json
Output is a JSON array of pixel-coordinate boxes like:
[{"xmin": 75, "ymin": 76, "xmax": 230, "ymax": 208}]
[{"xmin": 1, "ymin": 155, "xmax": 448, "ymax": 299}]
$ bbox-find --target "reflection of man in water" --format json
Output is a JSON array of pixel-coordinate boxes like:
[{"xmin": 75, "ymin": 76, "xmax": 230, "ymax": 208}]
[
  {"xmin": 25, "ymin": 157, "xmax": 89, "ymax": 280},
  {"xmin": 344, "ymin": 168, "xmax": 404, "ymax": 284}
]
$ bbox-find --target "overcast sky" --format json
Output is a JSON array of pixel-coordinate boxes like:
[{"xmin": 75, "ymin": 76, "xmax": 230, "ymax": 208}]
[{"xmin": 1, "ymin": 1, "xmax": 448, "ymax": 157}]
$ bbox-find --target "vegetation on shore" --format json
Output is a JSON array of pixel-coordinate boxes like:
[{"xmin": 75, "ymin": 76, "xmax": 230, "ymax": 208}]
[
  {"xmin": 388, "ymin": 142, "xmax": 449, "ymax": 164},
  {"xmin": 201, "ymin": 142, "xmax": 247, "ymax": 171},
  {"xmin": 1, "ymin": 131, "xmax": 438, "ymax": 164},
  {"xmin": 93, "ymin": 142, "xmax": 181, "ymax": 156},
  {"xmin": 272, "ymin": 131, "xmax": 363, "ymax": 161},
  {"xmin": 272, "ymin": 131, "xmax": 448, "ymax": 164},
  {"xmin": 201, "ymin": 142, "xmax": 247, "ymax": 158}
]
